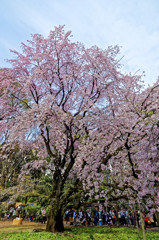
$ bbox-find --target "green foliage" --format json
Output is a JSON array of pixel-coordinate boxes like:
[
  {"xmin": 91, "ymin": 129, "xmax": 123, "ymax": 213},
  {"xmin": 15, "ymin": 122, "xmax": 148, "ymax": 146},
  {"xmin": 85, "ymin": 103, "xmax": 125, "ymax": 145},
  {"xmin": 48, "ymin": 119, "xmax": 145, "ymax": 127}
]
[
  {"xmin": 0, "ymin": 227, "xmax": 159, "ymax": 240},
  {"xmin": 0, "ymin": 204, "xmax": 6, "ymax": 220},
  {"xmin": 14, "ymin": 175, "xmax": 52, "ymax": 207},
  {"xmin": 15, "ymin": 196, "xmax": 22, "ymax": 202},
  {"xmin": 45, "ymin": 155, "xmax": 51, "ymax": 163},
  {"xmin": 24, "ymin": 205, "xmax": 41, "ymax": 217},
  {"xmin": 28, "ymin": 197, "xmax": 37, "ymax": 203}
]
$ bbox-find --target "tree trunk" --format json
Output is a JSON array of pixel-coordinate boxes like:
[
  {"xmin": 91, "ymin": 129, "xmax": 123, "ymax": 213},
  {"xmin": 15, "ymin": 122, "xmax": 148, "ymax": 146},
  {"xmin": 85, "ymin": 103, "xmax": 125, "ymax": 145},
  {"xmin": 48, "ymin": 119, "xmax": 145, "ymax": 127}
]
[
  {"xmin": 46, "ymin": 207, "xmax": 64, "ymax": 233},
  {"xmin": 134, "ymin": 209, "xmax": 140, "ymax": 240},
  {"xmin": 156, "ymin": 211, "xmax": 159, "ymax": 227},
  {"xmin": 138, "ymin": 203, "xmax": 146, "ymax": 240},
  {"xmin": 139, "ymin": 210, "xmax": 146, "ymax": 240}
]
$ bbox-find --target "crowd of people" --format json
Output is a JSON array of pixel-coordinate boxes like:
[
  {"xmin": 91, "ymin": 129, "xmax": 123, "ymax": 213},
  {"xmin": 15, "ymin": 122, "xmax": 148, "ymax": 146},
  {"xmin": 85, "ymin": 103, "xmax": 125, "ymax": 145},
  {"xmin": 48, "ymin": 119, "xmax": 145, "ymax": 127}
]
[
  {"xmin": 1, "ymin": 205, "xmax": 158, "ymax": 229},
  {"xmin": 1, "ymin": 205, "xmax": 47, "ymax": 224},
  {"xmin": 65, "ymin": 208, "xmax": 158, "ymax": 228}
]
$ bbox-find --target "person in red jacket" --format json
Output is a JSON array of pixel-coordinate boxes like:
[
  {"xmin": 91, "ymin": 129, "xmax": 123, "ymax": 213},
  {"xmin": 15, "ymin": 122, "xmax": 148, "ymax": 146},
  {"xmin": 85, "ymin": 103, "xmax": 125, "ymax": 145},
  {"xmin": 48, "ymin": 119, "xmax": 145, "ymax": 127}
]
[{"xmin": 145, "ymin": 216, "xmax": 151, "ymax": 228}]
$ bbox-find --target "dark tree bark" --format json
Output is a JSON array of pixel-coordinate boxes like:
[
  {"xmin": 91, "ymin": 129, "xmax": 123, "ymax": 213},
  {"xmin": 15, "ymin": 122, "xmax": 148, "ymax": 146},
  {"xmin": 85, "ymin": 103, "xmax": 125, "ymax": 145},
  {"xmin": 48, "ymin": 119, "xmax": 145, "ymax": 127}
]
[
  {"xmin": 46, "ymin": 207, "xmax": 64, "ymax": 232},
  {"xmin": 46, "ymin": 167, "xmax": 65, "ymax": 233},
  {"xmin": 41, "ymin": 120, "xmax": 78, "ymax": 232},
  {"xmin": 156, "ymin": 211, "xmax": 159, "ymax": 227}
]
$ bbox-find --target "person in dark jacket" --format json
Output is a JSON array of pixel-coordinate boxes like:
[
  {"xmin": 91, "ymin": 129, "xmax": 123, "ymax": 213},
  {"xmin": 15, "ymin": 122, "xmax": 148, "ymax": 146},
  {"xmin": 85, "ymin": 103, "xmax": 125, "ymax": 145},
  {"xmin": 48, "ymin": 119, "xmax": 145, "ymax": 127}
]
[
  {"xmin": 86, "ymin": 209, "xmax": 91, "ymax": 226},
  {"xmin": 94, "ymin": 208, "xmax": 98, "ymax": 226}
]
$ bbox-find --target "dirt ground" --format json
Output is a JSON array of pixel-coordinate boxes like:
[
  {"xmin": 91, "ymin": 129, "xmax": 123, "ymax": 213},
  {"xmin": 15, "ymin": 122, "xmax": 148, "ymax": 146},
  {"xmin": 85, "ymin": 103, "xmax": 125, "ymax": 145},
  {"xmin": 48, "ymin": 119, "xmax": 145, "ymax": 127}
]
[
  {"xmin": 0, "ymin": 220, "xmax": 158, "ymax": 233},
  {"xmin": 0, "ymin": 220, "xmax": 46, "ymax": 233},
  {"xmin": 0, "ymin": 220, "xmax": 44, "ymax": 228}
]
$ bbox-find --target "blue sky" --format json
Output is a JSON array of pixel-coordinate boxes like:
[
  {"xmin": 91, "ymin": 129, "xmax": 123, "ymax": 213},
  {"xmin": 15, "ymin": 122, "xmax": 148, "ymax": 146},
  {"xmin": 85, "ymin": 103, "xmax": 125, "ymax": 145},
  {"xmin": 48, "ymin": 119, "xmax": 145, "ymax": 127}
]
[{"xmin": 0, "ymin": 0, "xmax": 159, "ymax": 86}]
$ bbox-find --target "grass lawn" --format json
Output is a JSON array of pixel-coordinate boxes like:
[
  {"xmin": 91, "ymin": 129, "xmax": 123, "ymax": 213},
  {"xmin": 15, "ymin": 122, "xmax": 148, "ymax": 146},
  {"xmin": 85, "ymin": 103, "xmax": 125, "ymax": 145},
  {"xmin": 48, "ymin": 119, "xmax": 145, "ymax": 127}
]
[{"xmin": 0, "ymin": 226, "xmax": 158, "ymax": 240}]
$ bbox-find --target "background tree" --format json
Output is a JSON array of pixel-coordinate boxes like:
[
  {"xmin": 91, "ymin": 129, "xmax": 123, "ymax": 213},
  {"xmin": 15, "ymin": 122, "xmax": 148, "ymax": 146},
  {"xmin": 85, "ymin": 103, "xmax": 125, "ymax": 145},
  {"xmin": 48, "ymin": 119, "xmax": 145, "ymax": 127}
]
[{"xmin": 78, "ymin": 81, "xmax": 159, "ymax": 237}]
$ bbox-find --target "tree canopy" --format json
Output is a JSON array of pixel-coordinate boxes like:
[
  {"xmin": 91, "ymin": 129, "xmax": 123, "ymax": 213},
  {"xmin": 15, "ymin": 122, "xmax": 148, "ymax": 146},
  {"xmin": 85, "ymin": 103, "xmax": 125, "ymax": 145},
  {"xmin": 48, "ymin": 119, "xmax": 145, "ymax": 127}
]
[{"xmin": 0, "ymin": 25, "xmax": 158, "ymax": 232}]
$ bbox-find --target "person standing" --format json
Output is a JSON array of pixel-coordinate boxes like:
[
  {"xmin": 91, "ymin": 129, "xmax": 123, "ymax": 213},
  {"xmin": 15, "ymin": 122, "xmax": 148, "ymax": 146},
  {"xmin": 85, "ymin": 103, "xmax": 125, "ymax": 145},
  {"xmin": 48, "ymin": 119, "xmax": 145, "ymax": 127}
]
[
  {"xmin": 41, "ymin": 208, "xmax": 46, "ymax": 224},
  {"xmin": 94, "ymin": 208, "xmax": 98, "ymax": 226},
  {"xmin": 78, "ymin": 209, "xmax": 83, "ymax": 222},
  {"xmin": 125, "ymin": 210, "xmax": 129, "ymax": 225},
  {"xmin": 112, "ymin": 210, "xmax": 116, "ymax": 225},
  {"xmin": 86, "ymin": 209, "xmax": 91, "ymax": 226},
  {"xmin": 102, "ymin": 210, "xmax": 106, "ymax": 225},
  {"xmin": 73, "ymin": 210, "xmax": 77, "ymax": 225},
  {"xmin": 12, "ymin": 208, "xmax": 16, "ymax": 220},
  {"xmin": 65, "ymin": 210, "xmax": 69, "ymax": 224},
  {"xmin": 69, "ymin": 209, "xmax": 73, "ymax": 225}
]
